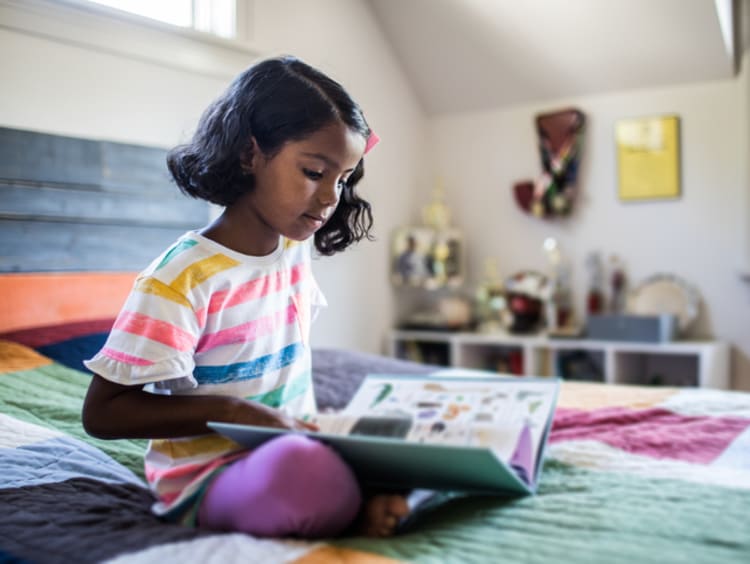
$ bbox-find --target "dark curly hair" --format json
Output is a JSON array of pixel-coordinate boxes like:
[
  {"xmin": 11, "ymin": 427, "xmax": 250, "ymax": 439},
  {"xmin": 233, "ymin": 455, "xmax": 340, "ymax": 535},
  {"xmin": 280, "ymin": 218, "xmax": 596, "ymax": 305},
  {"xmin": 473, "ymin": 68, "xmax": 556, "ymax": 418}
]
[{"xmin": 167, "ymin": 56, "xmax": 373, "ymax": 255}]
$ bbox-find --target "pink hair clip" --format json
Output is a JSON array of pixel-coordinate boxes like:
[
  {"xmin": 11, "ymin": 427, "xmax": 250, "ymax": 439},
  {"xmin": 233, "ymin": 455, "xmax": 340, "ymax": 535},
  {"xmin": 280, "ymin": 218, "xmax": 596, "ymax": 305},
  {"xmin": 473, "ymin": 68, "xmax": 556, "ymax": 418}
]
[{"xmin": 364, "ymin": 130, "xmax": 380, "ymax": 155}]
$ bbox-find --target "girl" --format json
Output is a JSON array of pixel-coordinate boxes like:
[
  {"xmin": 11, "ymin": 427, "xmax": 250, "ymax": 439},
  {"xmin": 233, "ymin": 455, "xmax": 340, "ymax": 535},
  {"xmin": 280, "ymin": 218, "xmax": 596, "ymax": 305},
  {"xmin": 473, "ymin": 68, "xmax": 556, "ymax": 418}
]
[{"xmin": 82, "ymin": 56, "xmax": 409, "ymax": 538}]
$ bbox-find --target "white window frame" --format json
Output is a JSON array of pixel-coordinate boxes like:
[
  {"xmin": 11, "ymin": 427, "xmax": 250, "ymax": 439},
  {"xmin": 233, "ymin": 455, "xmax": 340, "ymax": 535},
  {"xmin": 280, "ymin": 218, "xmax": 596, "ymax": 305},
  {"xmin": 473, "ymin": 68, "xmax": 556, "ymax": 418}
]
[
  {"xmin": 78, "ymin": 0, "xmax": 248, "ymax": 42},
  {"xmin": 0, "ymin": 0, "xmax": 261, "ymax": 79}
]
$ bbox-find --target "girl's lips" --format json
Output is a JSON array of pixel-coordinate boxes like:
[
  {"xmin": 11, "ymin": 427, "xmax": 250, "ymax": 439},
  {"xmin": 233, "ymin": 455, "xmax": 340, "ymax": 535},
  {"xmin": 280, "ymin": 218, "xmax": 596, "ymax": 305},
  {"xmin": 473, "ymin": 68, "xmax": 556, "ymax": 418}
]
[
  {"xmin": 303, "ymin": 207, "xmax": 333, "ymax": 230},
  {"xmin": 303, "ymin": 213, "xmax": 324, "ymax": 229},
  {"xmin": 305, "ymin": 208, "xmax": 332, "ymax": 222}
]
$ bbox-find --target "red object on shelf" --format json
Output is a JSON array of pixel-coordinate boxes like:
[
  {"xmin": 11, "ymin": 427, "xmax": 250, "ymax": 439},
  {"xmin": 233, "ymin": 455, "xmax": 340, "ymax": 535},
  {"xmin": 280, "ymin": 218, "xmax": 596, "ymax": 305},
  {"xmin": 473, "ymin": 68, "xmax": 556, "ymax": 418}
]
[
  {"xmin": 587, "ymin": 290, "xmax": 603, "ymax": 315},
  {"xmin": 509, "ymin": 350, "xmax": 524, "ymax": 375}
]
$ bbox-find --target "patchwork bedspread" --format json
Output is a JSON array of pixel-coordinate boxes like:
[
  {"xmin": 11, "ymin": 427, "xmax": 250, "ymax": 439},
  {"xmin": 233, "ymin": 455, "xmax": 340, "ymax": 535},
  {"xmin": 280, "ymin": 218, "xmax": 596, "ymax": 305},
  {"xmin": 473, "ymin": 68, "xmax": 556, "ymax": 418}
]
[{"xmin": 1, "ymin": 340, "xmax": 749, "ymax": 564}]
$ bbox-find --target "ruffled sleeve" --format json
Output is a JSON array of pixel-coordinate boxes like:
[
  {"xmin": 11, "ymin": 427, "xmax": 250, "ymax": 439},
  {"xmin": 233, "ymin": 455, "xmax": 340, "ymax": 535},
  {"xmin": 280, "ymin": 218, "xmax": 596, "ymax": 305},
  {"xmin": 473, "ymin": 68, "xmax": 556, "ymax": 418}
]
[{"xmin": 83, "ymin": 274, "xmax": 201, "ymax": 388}]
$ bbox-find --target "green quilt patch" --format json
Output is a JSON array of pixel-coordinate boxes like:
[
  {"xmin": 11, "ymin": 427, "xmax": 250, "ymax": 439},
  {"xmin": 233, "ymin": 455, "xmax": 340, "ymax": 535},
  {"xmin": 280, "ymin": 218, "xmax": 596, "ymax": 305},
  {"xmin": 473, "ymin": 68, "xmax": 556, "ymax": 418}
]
[
  {"xmin": 0, "ymin": 362, "xmax": 147, "ymax": 478},
  {"xmin": 335, "ymin": 460, "xmax": 750, "ymax": 563}
]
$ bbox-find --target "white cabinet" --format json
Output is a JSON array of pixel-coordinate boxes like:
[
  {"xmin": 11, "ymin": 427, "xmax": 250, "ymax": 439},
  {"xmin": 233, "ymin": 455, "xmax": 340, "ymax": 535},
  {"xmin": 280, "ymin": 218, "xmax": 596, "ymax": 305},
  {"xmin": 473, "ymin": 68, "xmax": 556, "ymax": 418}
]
[{"xmin": 387, "ymin": 330, "xmax": 730, "ymax": 389}]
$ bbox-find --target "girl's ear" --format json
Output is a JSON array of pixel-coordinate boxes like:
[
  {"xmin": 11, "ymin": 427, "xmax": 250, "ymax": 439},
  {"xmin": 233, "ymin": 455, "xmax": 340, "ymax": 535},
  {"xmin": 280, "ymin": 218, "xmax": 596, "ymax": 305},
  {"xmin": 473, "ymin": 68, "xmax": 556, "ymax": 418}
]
[{"xmin": 239, "ymin": 138, "xmax": 259, "ymax": 174}]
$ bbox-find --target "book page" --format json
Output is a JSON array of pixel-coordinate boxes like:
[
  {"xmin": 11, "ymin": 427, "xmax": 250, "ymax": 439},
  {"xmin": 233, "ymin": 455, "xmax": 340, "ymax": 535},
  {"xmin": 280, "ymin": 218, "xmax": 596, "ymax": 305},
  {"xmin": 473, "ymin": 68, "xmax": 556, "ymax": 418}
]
[
  {"xmin": 306, "ymin": 375, "xmax": 556, "ymax": 466},
  {"xmin": 303, "ymin": 412, "xmax": 412, "ymax": 437},
  {"xmin": 341, "ymin": 375, "xmax": 557, "ymax": 464},
  {"xmin": 302, "ymin": 411, "xmax": 523, "ymax": 459}
]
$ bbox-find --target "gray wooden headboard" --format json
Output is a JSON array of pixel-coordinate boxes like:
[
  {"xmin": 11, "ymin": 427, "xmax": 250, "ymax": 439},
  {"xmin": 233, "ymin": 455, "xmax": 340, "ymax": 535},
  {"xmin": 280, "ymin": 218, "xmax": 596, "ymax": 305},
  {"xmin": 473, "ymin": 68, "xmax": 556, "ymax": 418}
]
[{"xmin": 0, "ymin": 127, "xmax": 209, "ymax": 272}]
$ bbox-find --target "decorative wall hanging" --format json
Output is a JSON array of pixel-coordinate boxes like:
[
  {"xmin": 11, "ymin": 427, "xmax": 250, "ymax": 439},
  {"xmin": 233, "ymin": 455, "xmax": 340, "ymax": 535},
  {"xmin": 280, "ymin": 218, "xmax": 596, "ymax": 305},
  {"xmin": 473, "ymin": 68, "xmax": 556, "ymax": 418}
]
[
  {"xmin": 513, "ymin": 108, "xmax": 586, "ymax": 219},
  {"xmin": 616, "ymin": 115, "xmax": 680, "ymax": 201}
]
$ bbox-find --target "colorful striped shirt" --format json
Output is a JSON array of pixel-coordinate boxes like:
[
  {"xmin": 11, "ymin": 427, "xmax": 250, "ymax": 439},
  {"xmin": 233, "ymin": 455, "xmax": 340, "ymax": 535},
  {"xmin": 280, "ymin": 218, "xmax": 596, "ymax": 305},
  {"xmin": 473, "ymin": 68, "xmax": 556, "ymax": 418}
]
[{"xmin": 84, "ymin": 231, "xmax": 325, "ymax": 522}]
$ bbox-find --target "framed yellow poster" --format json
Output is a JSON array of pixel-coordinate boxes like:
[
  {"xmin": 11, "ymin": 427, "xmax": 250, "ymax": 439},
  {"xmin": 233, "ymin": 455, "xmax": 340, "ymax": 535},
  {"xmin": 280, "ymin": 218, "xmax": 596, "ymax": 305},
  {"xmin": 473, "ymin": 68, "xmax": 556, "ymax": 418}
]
[{"xmin": 616, "ymin": 115, "xmax": 680, "ymax": 201}]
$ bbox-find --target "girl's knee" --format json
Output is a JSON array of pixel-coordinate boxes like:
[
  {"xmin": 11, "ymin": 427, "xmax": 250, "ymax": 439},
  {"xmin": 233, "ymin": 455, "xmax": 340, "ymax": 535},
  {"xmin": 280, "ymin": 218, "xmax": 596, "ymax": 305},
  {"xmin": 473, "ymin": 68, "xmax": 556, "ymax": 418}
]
[
  {"xmin": 266, "ymin": 435, "xmax": 362, "ymax": 535},
  {"xmin": 273, "ymin": 435, "xmax": 344, "ymax": 469},
  {"xmin": 201, "ymin": 435, "xmax": 362, "ymax": 537},
  {"xmin": 268, "ymin": 435, "xmax": 360, "ymax": 494}
]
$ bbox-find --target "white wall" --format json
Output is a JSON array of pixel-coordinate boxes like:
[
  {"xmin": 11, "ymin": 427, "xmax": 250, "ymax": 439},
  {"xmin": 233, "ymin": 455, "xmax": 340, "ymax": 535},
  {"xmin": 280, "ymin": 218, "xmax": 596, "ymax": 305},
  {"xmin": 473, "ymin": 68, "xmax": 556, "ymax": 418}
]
[
  {"xmin": 430, "ymin": 66, "xmax": 750, "ymax": 390},
  {"xmin": 0, "ymin": 31, "xmax": 226, "ymax": 149},
  {"xmin": 741, "ymin": 48, "xmax": 750, "ymax": 278},
  {"xmin": 0, "ymin": 0, "xmax": 427, "ymax": 356}
]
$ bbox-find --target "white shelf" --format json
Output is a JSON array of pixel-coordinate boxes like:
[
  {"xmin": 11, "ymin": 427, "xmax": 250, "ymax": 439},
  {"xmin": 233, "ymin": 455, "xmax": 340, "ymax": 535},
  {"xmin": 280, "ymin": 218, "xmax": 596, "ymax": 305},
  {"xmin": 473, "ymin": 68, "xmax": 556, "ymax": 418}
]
[{"xmin": 388, "ymin": 330, "xmax": 730, "ymax": 389}]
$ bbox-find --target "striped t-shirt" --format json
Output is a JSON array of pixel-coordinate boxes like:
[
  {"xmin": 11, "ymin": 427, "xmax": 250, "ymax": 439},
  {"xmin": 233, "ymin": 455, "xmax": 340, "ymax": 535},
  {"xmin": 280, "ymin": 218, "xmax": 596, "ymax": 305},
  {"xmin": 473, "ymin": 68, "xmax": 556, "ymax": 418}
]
[{"xmin": 84, "ymin": 231, "xmax": 325, "ymax": 522}]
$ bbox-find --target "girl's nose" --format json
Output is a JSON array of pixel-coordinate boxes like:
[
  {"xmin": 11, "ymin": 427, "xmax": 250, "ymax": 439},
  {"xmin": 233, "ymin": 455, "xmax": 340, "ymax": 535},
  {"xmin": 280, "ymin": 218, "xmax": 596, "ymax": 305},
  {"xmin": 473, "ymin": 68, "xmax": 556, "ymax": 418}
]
[{"xmin": 318, "ymin": 181, "xmax": 340, "ymax": 206}]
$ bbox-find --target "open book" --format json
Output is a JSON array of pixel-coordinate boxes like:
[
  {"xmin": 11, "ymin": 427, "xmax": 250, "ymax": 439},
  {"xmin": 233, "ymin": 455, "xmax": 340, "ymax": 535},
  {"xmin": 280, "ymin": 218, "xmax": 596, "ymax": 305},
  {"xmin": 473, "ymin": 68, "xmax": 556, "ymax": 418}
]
[{"xmin": 209, "ymin": 373, "xmax": 559, "ymax": 496}]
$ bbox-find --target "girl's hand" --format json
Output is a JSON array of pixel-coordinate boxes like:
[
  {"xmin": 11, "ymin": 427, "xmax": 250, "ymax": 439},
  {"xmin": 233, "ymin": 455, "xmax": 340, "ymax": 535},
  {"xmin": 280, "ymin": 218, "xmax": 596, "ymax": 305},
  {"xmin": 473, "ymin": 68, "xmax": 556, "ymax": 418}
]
[{"xmin": 229, "ymin": 398, "xmax": 319, "ymax": 432}]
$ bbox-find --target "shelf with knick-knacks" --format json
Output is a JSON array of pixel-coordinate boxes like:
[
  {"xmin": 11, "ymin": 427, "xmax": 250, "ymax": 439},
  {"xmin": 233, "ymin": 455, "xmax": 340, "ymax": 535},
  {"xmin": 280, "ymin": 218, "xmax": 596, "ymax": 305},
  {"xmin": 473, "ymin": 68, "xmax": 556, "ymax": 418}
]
[
  {"xmin": 386, "ymin": 329, "xmax": 729, "ymax": 389},
  {"xmin": 390, "ymin": 239, "xmax": 727, "ymax": 388}
]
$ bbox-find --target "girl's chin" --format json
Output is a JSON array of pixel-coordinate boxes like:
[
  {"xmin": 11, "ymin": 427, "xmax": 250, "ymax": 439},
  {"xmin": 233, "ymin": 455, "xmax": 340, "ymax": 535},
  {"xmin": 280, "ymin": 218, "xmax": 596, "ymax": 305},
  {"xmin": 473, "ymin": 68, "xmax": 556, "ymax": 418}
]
[{"xmin": 284, "ymin": 227, "xmax": 317, "ymax": 242}]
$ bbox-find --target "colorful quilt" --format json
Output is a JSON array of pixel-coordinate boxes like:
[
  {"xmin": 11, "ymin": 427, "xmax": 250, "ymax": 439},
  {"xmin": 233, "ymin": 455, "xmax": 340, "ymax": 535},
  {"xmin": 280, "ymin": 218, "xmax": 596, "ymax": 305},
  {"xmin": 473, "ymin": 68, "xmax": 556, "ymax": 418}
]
[{"xmin": 1, "ymin": 338, "xmax": 749, "ymax": 564}]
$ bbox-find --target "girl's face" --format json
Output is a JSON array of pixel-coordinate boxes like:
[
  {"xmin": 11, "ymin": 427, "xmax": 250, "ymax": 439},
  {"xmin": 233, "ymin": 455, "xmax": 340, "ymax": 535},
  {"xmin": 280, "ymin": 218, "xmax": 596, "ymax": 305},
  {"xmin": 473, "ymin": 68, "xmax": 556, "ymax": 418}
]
[{"xmin": 240, "ymin": 121, "xmax": 365, "ymax": 253}]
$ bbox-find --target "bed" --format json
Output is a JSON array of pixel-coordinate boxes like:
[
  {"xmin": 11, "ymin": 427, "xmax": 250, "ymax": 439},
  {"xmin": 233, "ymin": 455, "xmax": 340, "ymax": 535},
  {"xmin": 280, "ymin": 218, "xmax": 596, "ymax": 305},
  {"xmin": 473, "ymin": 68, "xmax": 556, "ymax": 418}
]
[
  {"xmin": 1, "ymin": 128, "xmax": 749, "ymax": 563},
  {"xmin": 1, "ymin": 277, "xmax": 749, "ymax": 564}
]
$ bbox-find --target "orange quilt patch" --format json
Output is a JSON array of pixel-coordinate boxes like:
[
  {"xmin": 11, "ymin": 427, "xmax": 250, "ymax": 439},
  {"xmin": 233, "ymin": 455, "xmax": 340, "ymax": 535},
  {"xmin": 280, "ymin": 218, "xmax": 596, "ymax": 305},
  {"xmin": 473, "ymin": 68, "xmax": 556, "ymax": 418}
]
[
  {"xmin": 558, "ymin": 381, "xmax": 678, "ymax": 411},
  {"xmin": 294, "ymin": 546, "xmax": 402, "ymax": 564},
  {"xmin": 0, "ymin": 340, "xmax": 53, "ymax": 374}
]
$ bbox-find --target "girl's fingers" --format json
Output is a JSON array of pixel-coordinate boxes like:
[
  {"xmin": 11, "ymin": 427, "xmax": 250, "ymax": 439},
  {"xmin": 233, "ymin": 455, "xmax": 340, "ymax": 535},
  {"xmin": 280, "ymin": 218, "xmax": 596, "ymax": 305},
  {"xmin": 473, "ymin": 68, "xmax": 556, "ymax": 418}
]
[{"xmin": 298, "ymin": 419, "xmax": 319, "ymax": 431}]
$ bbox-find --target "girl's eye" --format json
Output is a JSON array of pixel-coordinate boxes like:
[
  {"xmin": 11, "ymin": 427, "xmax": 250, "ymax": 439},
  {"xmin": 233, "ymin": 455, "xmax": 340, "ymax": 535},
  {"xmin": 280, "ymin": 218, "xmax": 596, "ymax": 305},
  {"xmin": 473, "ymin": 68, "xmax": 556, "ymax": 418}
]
[
  {"xmin": 337, "ymin": 178, "xmax": 348, "ymax": 190},
  {"xmin": 303, "ymin": 169, "xmax": 323, "ymax": 180}
]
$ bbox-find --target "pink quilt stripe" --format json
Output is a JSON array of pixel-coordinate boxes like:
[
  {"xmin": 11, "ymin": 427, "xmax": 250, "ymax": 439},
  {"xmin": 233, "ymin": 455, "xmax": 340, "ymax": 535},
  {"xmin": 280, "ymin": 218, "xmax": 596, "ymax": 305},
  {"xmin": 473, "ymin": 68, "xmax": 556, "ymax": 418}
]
[
  {"xmin": 102, "ymin": 346, "xmax": 154, "ymax": 366},
  {"xmin": 195, "ymin": 304, "xmax": 296, "ymax": 353},
  {"xmin": 550, "ymin": 406, "xmax": 750, "ymax": 464},
  {"xmin": 203, "ymin": 263, "xmax": 307, "ymax": 316},
  {"xmin": 114, "ymin": 311, "xmax": 196, "ymax": 352}
]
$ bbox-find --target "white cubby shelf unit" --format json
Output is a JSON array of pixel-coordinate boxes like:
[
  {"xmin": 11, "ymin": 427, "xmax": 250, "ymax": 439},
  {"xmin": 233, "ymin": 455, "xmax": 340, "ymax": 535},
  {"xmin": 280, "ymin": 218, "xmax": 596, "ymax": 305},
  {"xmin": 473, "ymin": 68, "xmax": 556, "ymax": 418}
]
[{"xmin": 387, "ymin": 330, "xmax": 730, "ymax": 389}]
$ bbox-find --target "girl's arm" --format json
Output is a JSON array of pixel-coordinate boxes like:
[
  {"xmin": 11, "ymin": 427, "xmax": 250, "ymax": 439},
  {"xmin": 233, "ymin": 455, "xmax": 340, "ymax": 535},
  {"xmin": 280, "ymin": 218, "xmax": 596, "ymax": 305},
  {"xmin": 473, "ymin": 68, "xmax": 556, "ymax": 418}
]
[{"xmin": 82, "ymin": 374, "xmax": 316, "ymax": 440}]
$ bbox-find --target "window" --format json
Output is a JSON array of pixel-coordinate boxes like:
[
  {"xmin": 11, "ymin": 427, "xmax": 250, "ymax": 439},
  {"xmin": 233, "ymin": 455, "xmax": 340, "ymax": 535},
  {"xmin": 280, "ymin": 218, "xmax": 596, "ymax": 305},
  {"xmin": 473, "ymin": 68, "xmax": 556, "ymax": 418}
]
[
  {"xmin": 4, "ymin": 0, "xmax": 256, "ymax": 79},
  {"xmin": 85, "ymin": 0, "xmax": 237, "ymax": 39}
]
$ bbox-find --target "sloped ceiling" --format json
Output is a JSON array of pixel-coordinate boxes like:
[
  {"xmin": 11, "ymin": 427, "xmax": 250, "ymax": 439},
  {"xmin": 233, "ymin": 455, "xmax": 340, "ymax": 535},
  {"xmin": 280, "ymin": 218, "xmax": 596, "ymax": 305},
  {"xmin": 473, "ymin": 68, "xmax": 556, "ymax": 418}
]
[{"xmin": 367, "ymin": 0, "xmax": 741, "ymax": 115}]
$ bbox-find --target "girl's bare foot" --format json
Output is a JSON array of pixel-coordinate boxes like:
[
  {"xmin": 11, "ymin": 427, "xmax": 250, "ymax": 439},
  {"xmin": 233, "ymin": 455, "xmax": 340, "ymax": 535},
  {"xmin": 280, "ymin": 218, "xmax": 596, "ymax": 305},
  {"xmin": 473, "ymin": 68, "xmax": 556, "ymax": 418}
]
[{"xmin": 359, "ymin": 494, "xmax": 410, "ymax": 537}]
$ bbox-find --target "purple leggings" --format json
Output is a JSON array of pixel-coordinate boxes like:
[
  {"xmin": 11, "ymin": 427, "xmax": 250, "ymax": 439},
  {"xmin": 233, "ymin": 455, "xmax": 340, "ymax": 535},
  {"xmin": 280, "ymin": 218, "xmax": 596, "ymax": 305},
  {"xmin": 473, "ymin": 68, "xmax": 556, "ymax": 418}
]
[{"xmin": 198, "ymin": 434, "xmax": 362, "ymax": 538}]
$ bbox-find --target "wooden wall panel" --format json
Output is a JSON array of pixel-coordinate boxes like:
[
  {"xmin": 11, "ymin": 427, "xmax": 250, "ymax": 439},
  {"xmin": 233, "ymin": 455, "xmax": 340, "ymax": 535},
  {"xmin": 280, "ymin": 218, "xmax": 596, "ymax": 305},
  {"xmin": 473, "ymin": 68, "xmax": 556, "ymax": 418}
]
[
  {"xmin": 1, "ymin": 184, "xmax": 206, "ymax": 226},
  {"xmin": 0, "ymin": 219, "xmax": 199, "ymax": 271},
  {"xmin": 0, "ymin": 127, "xmax": 210, "ymax": 272},
  {"xmin": 0, "ymin": 127, "xmax": 101, "ymax": 187}
]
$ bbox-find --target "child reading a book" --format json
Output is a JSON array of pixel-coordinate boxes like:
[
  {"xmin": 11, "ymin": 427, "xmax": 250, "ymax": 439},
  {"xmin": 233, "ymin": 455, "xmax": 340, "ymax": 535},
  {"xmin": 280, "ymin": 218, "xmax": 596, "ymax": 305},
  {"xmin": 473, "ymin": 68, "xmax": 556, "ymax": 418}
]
[{"xmin": 81, "ymin": 56, "xmax": 409, "ymax": 538}]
